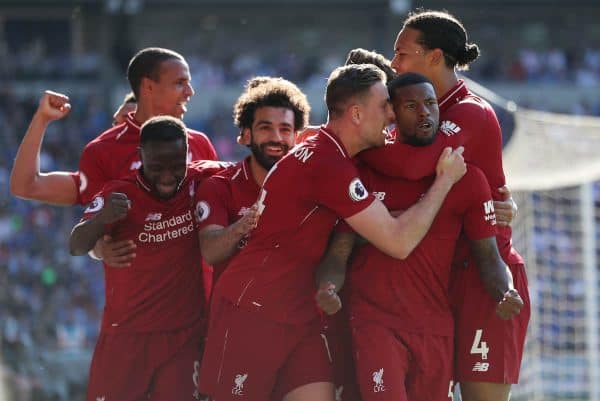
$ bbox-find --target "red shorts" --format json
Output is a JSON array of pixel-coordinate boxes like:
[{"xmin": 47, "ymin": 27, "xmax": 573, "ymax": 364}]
[
  {"xmin": 451, "ymin": 262, "xmax": 530, "ymax": 383},
  {"xmin": 324, "ymin": 311, "xmax": 361, "ymax": 401},
  {"xmin": 86, "ymin": 321, "xmax": 204, "ymax": 401},
  {"xmin": 351, "ymin": 319, "xmax": 454, "ymax": 401},
  {"xmin": 199, "ymin": 297, "xmax": 333, "ymax": 401}
]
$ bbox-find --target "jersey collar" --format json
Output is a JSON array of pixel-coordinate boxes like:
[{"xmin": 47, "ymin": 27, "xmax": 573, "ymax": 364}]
[{"xmin": 438, "ymin": 79, "xmax": 468, "ymax": 113}]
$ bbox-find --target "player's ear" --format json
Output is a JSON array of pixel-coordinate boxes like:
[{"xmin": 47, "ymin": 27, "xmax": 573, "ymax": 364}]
[
  {"xmin": 140, "ymin": 76, "xmax": 153, "ymax": 95},
  {"xmin": 350, "ymin": 105, "xmax": 361, "ymax": 125},
  {"xmin": 238, "ymin": 128, "xmax": 251, "ymax": 146},
  {"xmin": 429, "ymin": 48, "xmax": 444, "ymax": 66}
]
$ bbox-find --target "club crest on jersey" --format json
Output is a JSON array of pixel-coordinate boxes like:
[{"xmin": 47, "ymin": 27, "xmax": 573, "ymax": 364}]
[
  {"xmin": 195, "ymin": 201, "xmax": 210, "ymax": 222},
  {"xmin": 349, "ymin": 178, "xmax": 368, "ymax": 202},
  {"xmin": 232, "ymin": 373, "xmax": 248, "ymax": 395},
  {"xmin": 84, "ymin": 196, "xmax": 104, "ymax": 213},
  {"xmin": 440, "ymin": 120, "xmax": 461, "ymax": 136}
]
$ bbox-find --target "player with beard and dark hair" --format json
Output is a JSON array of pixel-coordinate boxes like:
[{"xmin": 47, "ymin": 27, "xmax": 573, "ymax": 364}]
[{"xmin": 195, "ymin": 76, "xmax": 310, "ymax": 282}]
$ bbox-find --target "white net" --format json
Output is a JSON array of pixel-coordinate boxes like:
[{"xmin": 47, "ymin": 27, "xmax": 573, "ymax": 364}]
[
  {"xmin": 510, "ymin": 185, "xmax": 600, "ymax": 401},
  {"xmin": 467, "ymin": 79, "xmax": 600, "ymax": 400}
]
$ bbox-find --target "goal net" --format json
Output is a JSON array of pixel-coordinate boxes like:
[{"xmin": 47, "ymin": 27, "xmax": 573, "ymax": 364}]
[{"xmin": 468, "ymin": 77, "xmax": 600, "ymax": 401}]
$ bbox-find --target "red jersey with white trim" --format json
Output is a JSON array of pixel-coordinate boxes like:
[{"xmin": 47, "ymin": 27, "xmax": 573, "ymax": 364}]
[
  {"xmin": 194, "ymin": 157, "xmax": 261, "ymax": 281},
  {"xmin": 358, "ymin": 80, "xmax": 522, "ymax": 266},
  {"xmin": 73, "ymin": 112, "xmax": 218, "ymax": 206},
  {"xmin": 348, "ymin": 164, "xmax": 496, "ymax": 336},
  {"xmin": 80, "ymin": 164, "xmax": 220, "ymax": 333},
  {"xmin": 212, "ymin": 127, "xmax": 375, "ymax": 324}
]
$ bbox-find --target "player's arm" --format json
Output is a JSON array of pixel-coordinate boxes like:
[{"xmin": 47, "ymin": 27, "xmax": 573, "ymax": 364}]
[
  {"xmin": 345, "ymin": 147, "xmax": 466, "ymax": 259},
  {"xmin": 9, "ymin": 90, "xmax": 78, "ymax": 205},
  {"xmin": 469, "ymin": 237, "xmax": 523, "ymax": 319},
  {"xmin": 198, "ymin": 204, "xmax": 259, "ymax": 265},
  {"xmin": 358, "ymin": 131, "xmax": 449, "ymax": 179},
  {"xmin": 69, "ymin": 192, "xmax": 129, "ymax": 256},
  {"xmin": 314, "ymin": 229, "xmax": 356, "ymax": 315}
]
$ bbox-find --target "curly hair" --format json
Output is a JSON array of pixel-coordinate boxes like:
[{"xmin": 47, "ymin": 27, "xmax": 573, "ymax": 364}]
[{"xmin": 233, "ymin": 77, "xmax": 310, "ymax": 131}]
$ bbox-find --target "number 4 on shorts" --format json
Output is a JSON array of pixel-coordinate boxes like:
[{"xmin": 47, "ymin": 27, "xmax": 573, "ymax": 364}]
[{"xmin": 470, "ymin": 329, "xmax": 489, "ymax": 360}]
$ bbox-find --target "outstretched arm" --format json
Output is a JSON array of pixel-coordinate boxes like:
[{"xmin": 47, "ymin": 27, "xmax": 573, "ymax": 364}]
[
  {"xmin": 10, "ymin": 91, "xmax": 78, "ymax": 205},
  {"xmin": 470, "ymin": 237, "xmax": 523, "ymax": 319}
]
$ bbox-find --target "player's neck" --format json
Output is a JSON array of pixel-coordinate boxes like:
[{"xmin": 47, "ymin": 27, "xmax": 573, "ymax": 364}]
[
  {"xmin": 324, "ymin": 121, "xmax": 361, "ymax": 157},
  {"xmin": 433, "ymin": 70, "xmax": 460, "ymax": 100},
  {"xmin": 133, "ymin": 107, "xmax": 153, "ymax": 126},
  {"xmin": 248, "ymin": 157, "xmax": 268, "ymax": 186}
]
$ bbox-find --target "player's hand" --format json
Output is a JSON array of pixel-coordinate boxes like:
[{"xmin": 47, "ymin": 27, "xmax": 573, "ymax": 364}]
[
  {"xmin": 233, "ymin": 203, "xmax": 260, "ymax": 236},
  {"xmin": 36, "ymin": 90, "xmax": 71, "ymax": 122},
  {"xmin": 494, "ymin": 185, "xmax": 518, "ymax": 227},
  {"xmin": 435, "ymin": 146, "xmax": 466, "ymax": 184},
  {"xmin": 496, "ymin": 289, "xmax": 523, "ymax": 320},
  {"xmin": 96, "ymin": 235, "xmax": 137, "ymax": 268},
  {"xmin": 97, "ymin": 192, "xmax": 130, "ymax": 224},
  {"xmin": 315, "ymin": 282, "xmax": 342, "ymax": 315}
]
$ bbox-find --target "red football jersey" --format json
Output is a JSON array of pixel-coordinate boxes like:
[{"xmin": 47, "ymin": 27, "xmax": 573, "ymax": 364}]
[
  {"xmin": 358, "ymin": 80, "xmax": 522, "ymax": 266},
  {"xmin": 194, "ymin": 157, "xmax": 261, "ymax": 281},
  {"xmin": 348, "ymin": 164, "xmax": 496, "ymax": 336},
  {"xmin": 80, "ymin": 164, "xmax": 219, "ymax": 333},
  {"xmin": 73, "ymin": 113, "xmax": 218, "ymax": 206},
  {"xmin": 212, "ymin": 127, "xmax": 375, "ymax": 324}
]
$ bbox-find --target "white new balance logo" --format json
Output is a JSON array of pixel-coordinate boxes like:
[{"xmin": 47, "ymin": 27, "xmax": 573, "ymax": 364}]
[
  {"xmin": 472, "ymin": 362, "xmax": 490, "ymax": 372},
  {"xmin": 145, "ymin": 213, "xmax": 162, "ymax": 221},
  {"xmin": 232, "ymin": 373, "xmax": 248, "ymax": 395},
  {"xmin": 440, "ymin": 120, "xmax": 461, "ymax": 136},
  {"xmin": 96, "ymin": 397, "xmax": 105, "ymax": 401},
  {"xmin": 130, "ymin": 161, "xmax": 142, "ymax": 170},
  {"xmin": 372, "ymin": 368, "xmax": 385, "ymax": 392}
]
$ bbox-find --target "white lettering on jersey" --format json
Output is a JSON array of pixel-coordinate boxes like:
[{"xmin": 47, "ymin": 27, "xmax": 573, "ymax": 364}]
[
  {"xmin": 232, "ymin": 373, "xmax": 248, "ymax": 395},
  {"xmin": 372, "ymin": 368, "xmax": 385, "ymax": 392},
  {"xmin": 483, "ymin": 200, "xmax": 496, "ymax": 225},
  {"xmin": 195, "ymin": 201, "xmax": 210, "ymax": 223},
  {"xmin": 84, "ymin": 196, "xmax": 104, "ymax": 213},
  {"xmin": 293, "ymin": 146, "xmax": 314, "ymax": 163},
  {"xmin": 440, "ymin": 120, "xmax": 461, "ymax": 136},
  {"xmin": 349, "ymin": 178, "xmax": 368, "ymax": 202},
  {"xmin": 138, "ymin": 210, "xmax": 194, "ymax": 243}
]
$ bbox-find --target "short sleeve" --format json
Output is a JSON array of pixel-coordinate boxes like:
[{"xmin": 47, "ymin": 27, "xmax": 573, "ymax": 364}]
[
  {"xmin": 78, "ymin": 143, "xmax": 109, "ymax": 206},
  {"xmin": 461, "ymin": 166, "xmax": 497, "ymax": 240},
  {"xmin": 194, "ymin": 176, "xmax": 231, "ymax": 230},
  {"xmin": 312, "ymin": 157, "xmax": 375, "ymax": 219}
]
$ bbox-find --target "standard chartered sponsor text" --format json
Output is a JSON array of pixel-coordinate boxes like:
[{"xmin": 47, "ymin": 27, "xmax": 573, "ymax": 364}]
[{"xmin": 139, "ymin": 210, "xmax": 194, "ymax": 243}]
